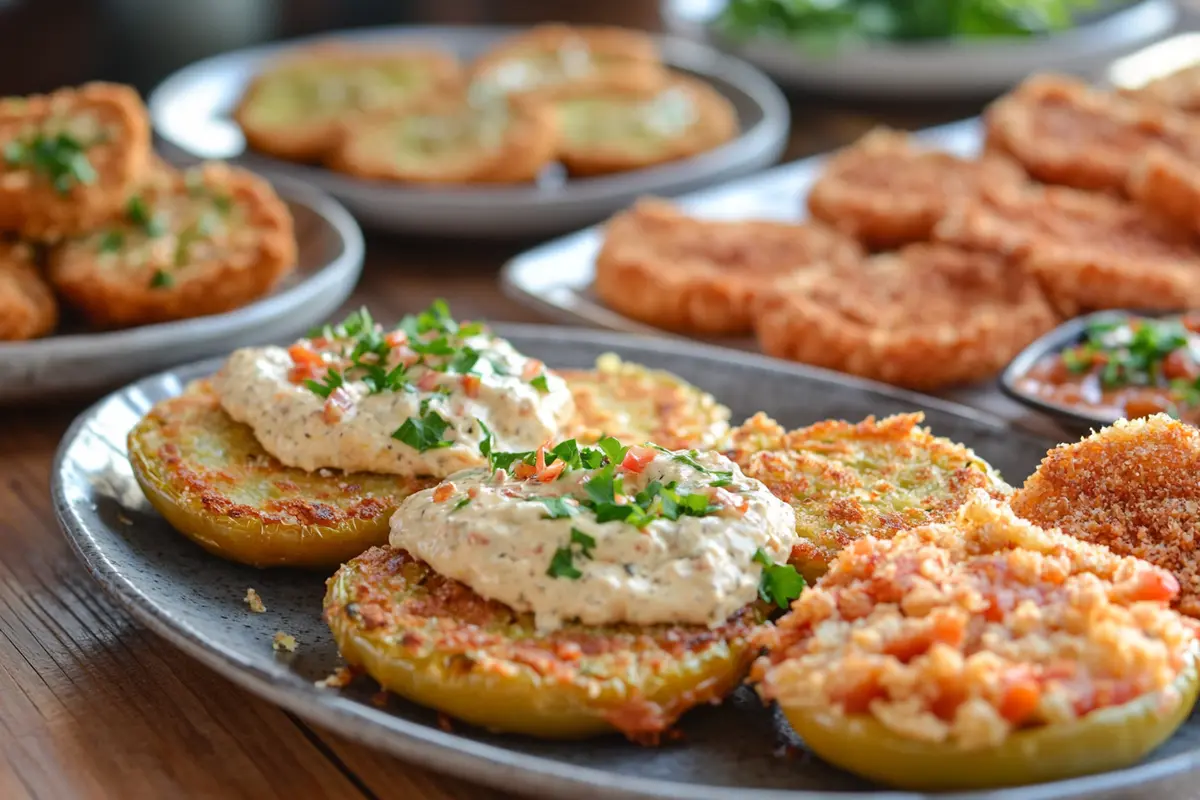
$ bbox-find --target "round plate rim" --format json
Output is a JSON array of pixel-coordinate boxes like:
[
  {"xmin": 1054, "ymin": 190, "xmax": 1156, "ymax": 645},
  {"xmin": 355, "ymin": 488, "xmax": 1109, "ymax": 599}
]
[
  {"xmin": 0, "ymin": 173, "xmax": 365, "ymax": 362},
  {"xmin": 145, "ymin": 25, "xmax": 790, "ymax": 212},
  {"xmin": 51, "ymin": 324, "xmax": 1200, "ymax": 800}
]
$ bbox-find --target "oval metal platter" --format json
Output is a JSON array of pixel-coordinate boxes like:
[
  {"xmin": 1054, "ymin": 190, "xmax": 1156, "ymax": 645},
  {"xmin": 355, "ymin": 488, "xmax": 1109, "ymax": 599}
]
[
  {"xmin": 147, "ymin": 26, "xmax": 790, "ymax": 238},
  {"xmin": 51, "ymin": 325, "xmax": 1200, "ymax": 799}
]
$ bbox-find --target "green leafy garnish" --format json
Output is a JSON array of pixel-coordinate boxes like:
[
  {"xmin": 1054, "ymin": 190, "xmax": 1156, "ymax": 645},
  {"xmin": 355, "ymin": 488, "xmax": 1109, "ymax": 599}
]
[
  {"xmin": 536, "ymin": 496, "xmax": 578, "ymax": 519},
  {"xmin": 530, "ymin": 374, "xmax": 550, "ymax": 393},
  {"xmin": 4, "ymin": 132, "xmax": 97, "ymax": 194},
  {"xmin": 392, "ymin": 409, "xmax": 453, "ymax": 452},
  {"xmin": 546, "ymin": 528, "xmax": 597, "ymax": 580},
  {"xmin": 174, "ymin": 210, "xmax": 221, "ymax": 265},
  {"xmin": 753, "ymin": 548, "xmax": 806, "ymax": 609},
  {"xmin": 98, "ymin": 230, "xmax": 124, "ymax": 253},
  {"xmin": 452, "ymin": 497, "xmax": 472, "ymax": 512},
  {"xmin": 125, "ymin": 195, "xmax": 167, "ymax": 236},
  {"xmin": 148, "ymin": 269, "xmax": 173, "ymax": 289},
  {"xmin": 304, "ymin": 369, "xmax": 344, "ymax": 399}
]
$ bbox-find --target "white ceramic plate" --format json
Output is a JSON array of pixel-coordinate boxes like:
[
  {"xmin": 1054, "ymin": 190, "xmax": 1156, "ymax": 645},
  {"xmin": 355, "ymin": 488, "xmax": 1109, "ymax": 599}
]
[
  {"xmin": 661, "ymin": 0, "xmax": 1178, "ymax": 98},
  {"xmin": 0, "ymin": 175, "xmax": 363, "ymax": 404},
  {"xmin": 147, "ymin": 26, "xmax": 790, "ymax": 238}
]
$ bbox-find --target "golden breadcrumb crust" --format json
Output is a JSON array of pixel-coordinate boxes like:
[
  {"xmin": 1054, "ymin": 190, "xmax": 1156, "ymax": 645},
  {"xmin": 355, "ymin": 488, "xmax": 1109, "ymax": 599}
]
[
  {"xmin": 593, "ymin": 197, "xmax": 863, "ymax": 335},
  {"xmin": 0, "ymin": 240, "xmax": 55, "ymax": 340},
  {"xmin": 754, "ymin": 243, "xmax": 1057, "ymax": 390}
]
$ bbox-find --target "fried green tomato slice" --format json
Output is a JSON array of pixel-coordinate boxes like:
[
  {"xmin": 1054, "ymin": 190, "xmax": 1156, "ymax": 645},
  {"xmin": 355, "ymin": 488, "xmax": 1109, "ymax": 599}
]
[
  {"xmin": 324, "ymin": 546, "xmax": 765, "ymax": 743},
  {"xmin": 127, "ymin": 380, "xmax": 434, "ymax": 568},
  {"xmin": 558, "ymin": 353, "xmax": 731, "ymax": 450},
  {"xmin": 725, "ymin": 412, "xmax": 1010, "ymax": 582}
]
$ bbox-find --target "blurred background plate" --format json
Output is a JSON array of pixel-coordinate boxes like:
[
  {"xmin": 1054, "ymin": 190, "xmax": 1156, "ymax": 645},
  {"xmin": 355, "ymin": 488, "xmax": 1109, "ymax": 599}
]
[
  {"xmin": 147, "ymin": 25, "xmax": 790, "ymax": 238},
  {"xmin": 0, "ymin": 176, "xmax": 364, "ymax": 404},
  {"xmin": 661, "ymin": 0, "xmax": 1178, "ymax": 98}
]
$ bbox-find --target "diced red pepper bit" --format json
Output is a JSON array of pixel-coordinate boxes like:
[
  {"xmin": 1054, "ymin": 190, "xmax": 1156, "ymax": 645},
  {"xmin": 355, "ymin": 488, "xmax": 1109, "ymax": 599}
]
[
  {"xmin": 322, "ymin": 387, "xmax": 353, "ymax": 423},
  {"xmin": 461, "ymin": 374, "xmax": 481, "ymax": 398},
  {"xmin": 432, "ymin": 482, "xmax": 456, "ymax": 503},
  {"xmin": 621, "ymin": 445, "xmax": 656, "ymax": 474},
  {"xmin": 522, "ymin": 359, "xmax": 545, "ymax": 380}
]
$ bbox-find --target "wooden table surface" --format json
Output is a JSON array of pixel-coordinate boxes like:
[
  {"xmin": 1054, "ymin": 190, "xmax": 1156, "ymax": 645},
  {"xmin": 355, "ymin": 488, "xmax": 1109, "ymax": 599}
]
[{"xmin": 5, "ymin": 4, "xmax": 1200, "ymax": 798}]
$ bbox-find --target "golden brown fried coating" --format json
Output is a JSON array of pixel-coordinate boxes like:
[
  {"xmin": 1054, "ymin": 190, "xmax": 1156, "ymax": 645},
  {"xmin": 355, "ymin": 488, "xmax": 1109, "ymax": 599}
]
[
  {"xmin": 0, "ymin": 241, "xmax": 55, "ymax": 340},
  {"xmin": 0, "ymin": 83, "xmax": 150, "ymax": 239},
  {"xmin": 327, "ymin": 93, "xmax": 556, "ymax": 184},
  {"xmin": 1011, "ymin": 415, "xmax": 1200, "ymax": 618},
  {"xmin": 1128, "ymin": 145, "xmax": 1200, "ymax": 234},
  {"xmin": 472, "ymin": 24, "xmax": 662, "ymax": 98},
  {"xmin": 806, "ymin": 128, "xmax": 1026, "ymax": 250},
  {"xmin": 985, "ymin": 74, "xmax": 1200, "ymax": 194},
  {"xmin": 49, "ymin": 161, "xmax": 295, "ymax": 328},
  {"xmin": 937, "ymin": 181, "xmax": 1200, "ymax": 317},
  {"xmin": 1124, "ymin": 65, "xmax": 1200, "ymax": 114},
  {"xmin": 594, "ymin": 198, "xmax": 863, "ymax": 335},
  {"xmin": 550, "ymin": 72, "xmax": 739, "ymax": 177},
  {"xmin": 726, "ymin": 412, "xmax": 1010, "ymax": 580},
  {"xmin": 234, "ymin": 45, "xmax": 463, "ymax": 163},
  {"xmin": 754, "ymin": 243, "xmax": 1057, "ymax": 391}
]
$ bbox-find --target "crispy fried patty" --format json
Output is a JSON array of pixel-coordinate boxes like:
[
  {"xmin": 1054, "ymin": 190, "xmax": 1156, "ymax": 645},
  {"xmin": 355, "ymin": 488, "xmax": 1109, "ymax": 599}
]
[
  {"xmin": 127, "ymin": 380, "xmax": 433, "ymax": 567},
  {"xmin": 726, "ymin": 412, "xmax": 1011, "ymax": 580},
  {"xmin": 324, "ymin": 546, "xmax": 764, "ymax": 742}
]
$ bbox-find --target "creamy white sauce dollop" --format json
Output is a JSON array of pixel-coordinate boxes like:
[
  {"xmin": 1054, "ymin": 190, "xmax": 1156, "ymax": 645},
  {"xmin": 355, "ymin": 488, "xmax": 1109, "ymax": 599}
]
[
  {"xmin": 212, "ymin": 320, "xmax": 574, "ymax": 478},
  {"xmin": 390, "ymin": 448, "xmax": 799, "ymax": 630}
]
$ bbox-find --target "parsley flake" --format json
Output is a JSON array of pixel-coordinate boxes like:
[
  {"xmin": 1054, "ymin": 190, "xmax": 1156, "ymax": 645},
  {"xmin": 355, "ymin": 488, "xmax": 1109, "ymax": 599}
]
[
  {"xmin": 754, "ymin": 549, "xmax": 805, "ymax": 609},
  {"xmin": 148, "ymin": 269, "xmax": 173, "ymax": 289},
  {"xmin": 530, "ymin": 374, "xmax": 550, "ymax": 393},
  {"xmin": 452, "ymin": 497, "xmax": 472, "ymax": 512},
  {"xmin": 5, "ymin": 132, "xmax": 98, "ymax": 194},
  {"xmin": 546, "ymin": 527, "xmax": 597, "ymax": 580},
  {"xmin": 392, "ymin": 409, "xmax": 453, "ymax": 452},
  {"xmin": 536, "ymin": 496, "xmax": 578, "ymax": 519},
  {"xmin": 98, "ymin": 230, "xmax": 124, "ymax": 253},
  {"xmin": 304, "ymin": 369, "xmax": 344, "ymax": 399}
]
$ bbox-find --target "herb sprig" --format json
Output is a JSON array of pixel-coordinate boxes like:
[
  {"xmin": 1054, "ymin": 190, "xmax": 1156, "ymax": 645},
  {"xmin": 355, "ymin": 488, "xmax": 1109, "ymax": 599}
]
[
  {"xmin": 4, "ymin": 132, "xmax": 97, "ymax": 194},
  {"xmin": 754, "ymin": 548, "xmax": 805, "ymax": 609},
  {"xmin": 546, "ymin": 528, "xmax": 597, "ymax": 580}
]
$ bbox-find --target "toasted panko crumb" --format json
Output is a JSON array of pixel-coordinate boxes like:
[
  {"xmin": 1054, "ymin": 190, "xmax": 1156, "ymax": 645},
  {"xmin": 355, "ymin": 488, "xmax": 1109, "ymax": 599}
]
[
  {"xmin": 315, "ymin": 666, "xmax": 355, "ymax": 689},
  {"xmin": 272, "ymin": 631, "xmax": 297, "ymax": 652},
  {"xmin": 1011, "ymin": 414, "xmax": 1200, "ymax": 618},
  {"xmin": 244, "ymin": 588, "xmax": 266, "ymax": 613},
  {"xmin": 755, "ymin": 493, "xmax": 1196, "ymax": 751}
]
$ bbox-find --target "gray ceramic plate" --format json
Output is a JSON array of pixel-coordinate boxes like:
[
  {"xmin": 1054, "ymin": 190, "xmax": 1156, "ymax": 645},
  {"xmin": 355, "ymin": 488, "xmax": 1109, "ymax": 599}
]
[
  {"xmin": 147, "ymin": 26, "xmax": 789, "ymax": 238},
  {"xmin": 52, "ymin": 325, "xmax": 1200, "ymax": 799},
  {"xmin": 662, "ymin": 0, "xmax": 1177, "ymax": 98},
  {"xmin": 500, "ymin": 118, "xmax": 979, "ymax": 338},
  {"xmin": 0, "ymin": 175, "xmax": 363, "ymax": 404}
]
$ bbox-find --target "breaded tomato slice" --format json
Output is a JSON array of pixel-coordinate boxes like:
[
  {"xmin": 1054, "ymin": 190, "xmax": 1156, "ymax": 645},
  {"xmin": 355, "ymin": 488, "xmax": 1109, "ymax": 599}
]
[
  {"xmin": 324, "ymin": 546, "xmax": 765, "ymax": 742},
  {"xmin": 0, "ymin": 83, "xmax": 150, "ymax": 239},
  {"xmin": 755, "ymin": 494, "xmax": 1198, "ymax": 790},
  {"xmin": 472, "ymin": 24, "xmax": 662, "ymax": 98},
  {"xmin": 594, "ymin": 198, "xmax": 863, "ymax": 335},
  {"xmin": 726, "ymin": 412, "xmax": 1010, "ymax": 581},
  {"xmin": 327, "ymin": 93, "xmax": 556, "ymax": 184},
  {"xmin": 937, "ymin": 182, "xmax": 1200, "ymax": 317},
  {"xmin": 0, "ymin": 240, "xmax": 55, "ymax": 340},
  {"xmin": 985, "ymin": 74, "xmax": 1200, "ymax": 194},
  {"xmin": 127, "ymin": 380, "xmax": 434, "ymax": 569},
  {"xmin": 1011, "ymin": 414, "xmax": 1200, "ymax": 618},
  {"xmin": 551, "ymin": 72, "xmax": 738, "ymax": 177},
  {"xmin": 755, "ymin": 243, "xmax": 1057, "ymax": 391},
  {"xmin": 234, "ymin": 45, "xmax": 463, "ymax": 163},
  {"xmin": 1123, "ymin": 64, "xmax": 1200, "ymax": 114},
  {"xmin": 807, "ymin": 128, "xmax": 1026, "ymax": 250},
  {"xmin": 558, "ymin": 353, "xmax": 730, "ymax": 450},
  {"xmin": 1128, "ymin": 145, "xmax": 1200, "ymax": 234},
  {"xmin": 49, "ymin": 161, "xmax": 296, "ymax": 328}
]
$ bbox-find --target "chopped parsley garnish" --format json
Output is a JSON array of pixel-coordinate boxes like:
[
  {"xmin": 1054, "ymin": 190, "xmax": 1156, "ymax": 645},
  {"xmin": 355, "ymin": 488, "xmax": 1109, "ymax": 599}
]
[
  {"xmin": 125, "ymin": 195, "xmax": 167, "ymax": 236},
  {"xmin": 213, "ymin": 194, "xmax": 234, "ymax": 214},
  {"xmin": 546, "ymin": 528, "xmax": 597, "ymax": 580},
  {"xmin": 452, "ymin": 497, "xmax": 472, "ymax": 512},
  {"xmin": 392, "ymin": 409, "xmax": 453, "ymax": 452},
  {"xmin": 530, "ymin": 374, "xmax": 550, "ymax": 392},
  {"xmin": 654, "ymin": 445, "xmax": 735, "ymax": 483},
  {"xmin": 98, "ymin": 230, "xmax": 124, "ymax": 253},
  {"xmin": 4, "ymin": 132, "xmax": 97, "ymax": 194},
  {"xmin": 754, "ymin": 549, "xmax": 805, "ymax": 609},
  {"xmin": 175, "ymin": 210, "xmax": 220, "ymax": 265},
  {"xmin": 148, "ymin": 269, "xmax": 173, "ymax": 289},
  {"xmin": 1063, "ymin": 316, "xmax": 1194, "ymax": 391},
  {"xmin": 536, "ymin": 496, "xmax": 578, "ymax": 519},
  {"xmin": 304, "ymin": 368, "xmax": 344, "ymax": 399}
]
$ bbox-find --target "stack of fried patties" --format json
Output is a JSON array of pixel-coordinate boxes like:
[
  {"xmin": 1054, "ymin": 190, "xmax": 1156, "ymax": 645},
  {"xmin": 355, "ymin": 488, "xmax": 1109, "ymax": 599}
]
[
  {"xmin": 594, "ymin": 70, "xmax": 1200, "ymax": 391},
  {"xmin": 0, "ymin": 83, "xmax": 295, "ymax": 342}
]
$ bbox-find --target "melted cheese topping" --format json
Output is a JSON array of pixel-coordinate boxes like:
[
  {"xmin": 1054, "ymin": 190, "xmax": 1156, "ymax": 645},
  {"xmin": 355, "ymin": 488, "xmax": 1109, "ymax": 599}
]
[
  {"xmin": 213, "ymin": 325, "xmax": 574, "ymax": 478},
  {"xmin": 390, "ymin": 449, "xmax": 799, "ymax": 630}
]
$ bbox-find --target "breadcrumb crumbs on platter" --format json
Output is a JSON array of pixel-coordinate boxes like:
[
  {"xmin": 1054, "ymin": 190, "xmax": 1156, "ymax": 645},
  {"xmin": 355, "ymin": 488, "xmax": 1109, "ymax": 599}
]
[
  {"xmin": 755, "ymin": 493, "xmax": 1198, "ymax": 751},
  {"xmin": 244, "ymin": 588, "xmax": 266, "ymax": 613},
  {"xmin": 272, "ymin": 631, "xmax": 297, "ymax": 652},
  {"xmin": 315, "ymin": 666, "xmax": 356, "ymax": 689}
]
